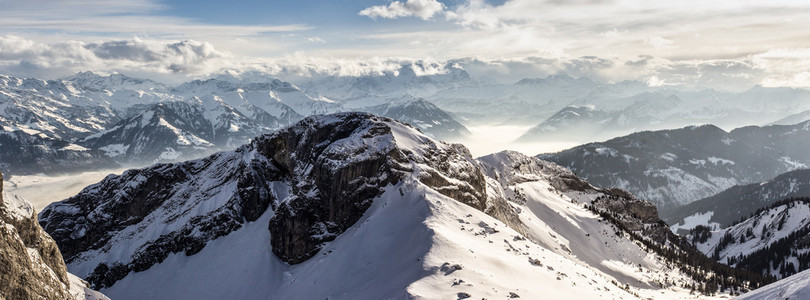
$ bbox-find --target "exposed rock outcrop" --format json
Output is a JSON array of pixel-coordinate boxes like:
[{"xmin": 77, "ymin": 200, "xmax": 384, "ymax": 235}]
[{"xmin": 1, "ymin": 171, "xmax": 106, "ymax": 299}]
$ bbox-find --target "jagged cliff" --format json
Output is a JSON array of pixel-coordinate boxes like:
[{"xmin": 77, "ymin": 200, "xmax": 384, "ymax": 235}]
[{"xmin": 0, "ymin": 171, "xmax": 107, "ymax": 299}]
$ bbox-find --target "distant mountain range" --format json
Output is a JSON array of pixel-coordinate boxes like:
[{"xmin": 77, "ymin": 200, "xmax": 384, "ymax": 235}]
[
  {"xmin": 520, "ymin": 86, "xmax": 810, "ymax": 143},
  {"xmin": 0, "ymin": 71, "xmax": 471, "ymax": 174},
  {"xmin": 540, "ymin": 121, "xmax": 810, "ymax": 217}
]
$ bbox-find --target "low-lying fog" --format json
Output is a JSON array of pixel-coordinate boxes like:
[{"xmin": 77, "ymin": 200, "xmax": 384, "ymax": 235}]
[
  {"xmin": 4, "ymin": 168, "xmax": 129, "ymax": 211},
  {"xmin": 456, "ymin": 124, "xmax": 579, "ymax": 158}
]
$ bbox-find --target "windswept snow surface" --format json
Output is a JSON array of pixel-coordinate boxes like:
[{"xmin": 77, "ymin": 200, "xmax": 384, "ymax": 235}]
[
  {"xmin": 670, "ymin": 211, "xmax": 720, "ymax": 232},
  {"xmin": 739, "ymin": 268, "xmax": 810, "ymax": 300}
]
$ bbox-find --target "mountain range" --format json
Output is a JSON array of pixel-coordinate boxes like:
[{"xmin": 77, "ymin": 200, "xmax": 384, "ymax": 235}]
[
  {"xmin": 37, "ymin": 113, "xmax": 765, "ymax": 298},
  {"xmin": 540, "ymin": 121, "xmax": 810, "ymax": 218},
  {"xmin": 0, "ymin": 71, "xmax": 471, "ymax": 174},
  {"xmin": 668, "ymin": 169, "xmax": 810, "ymax": 232}
]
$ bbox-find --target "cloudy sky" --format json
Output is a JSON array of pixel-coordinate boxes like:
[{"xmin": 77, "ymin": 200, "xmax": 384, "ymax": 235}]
[{"xmin": 1, "ymin": 0, "xmax": 809, "ymax": 90}]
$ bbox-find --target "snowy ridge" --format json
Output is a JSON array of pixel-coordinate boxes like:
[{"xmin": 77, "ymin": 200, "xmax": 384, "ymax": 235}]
[
  {"xmin": 689, "ymin": 198, "xmax": 810, "ymax": 279},
  {"xmin": 1, "ymin": 71, "xmax": 473, "ymax": 173},
  {"xmin": 365, "ymin": 96, "xmax": 471, "ymax": 141},
  {"xmin": 40, "ymin": 113, "xmax": 762, "ymax": 298},
  {"xmin": 740, "ymin": 268, "xmax": 810, "ymax": 299},
  {"xmin": 541, "ymin": 121, "xmax": 810, "ymax": 217},
  {"xmin": 668, "ymin": 169, "xmax": 810, "ymax": 230}
]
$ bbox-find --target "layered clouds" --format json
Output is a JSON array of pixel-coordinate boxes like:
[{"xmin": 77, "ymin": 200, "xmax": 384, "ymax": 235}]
[
  {"xmin": 0, "ymin": 0, "xmax": 809, "ymax": 89},
  {"xmin": 359, "ymin": 0, "xmax": 445, "ymax": 20},
  {"xmin": 0, "ymin": 36, "xmax": 230, "ymax": 79}
]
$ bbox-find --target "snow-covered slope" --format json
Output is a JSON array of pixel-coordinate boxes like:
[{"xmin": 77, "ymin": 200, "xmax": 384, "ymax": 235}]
[
  {"xmin": 80, "ymin": 100, "xmax": 270, "ymax": 163},
  {"xmin": 0, "ymin": 171, "xmax": 108, "ymax": 300},
  {"xmin": 174, "ymin": 78, "xmax": 338, "ymax": 117},
  {"xmin": 689, "ymin": 198, "xmax": 810, "ymax": 279},
  {"xmin": 364, "ymin": 97, "xmax": 471, "ymax": 141},
  {"xmin": 740, "ymin": 268, "xmax": 810, "ymax": 299},
  {"xmin": 668, "ymin": 169, "xmax": 810, "ymax": 231},
  {"xmin": 40, "ymin": 113, "xmax": 763, "ymax": 299},
  {"xmin": 541, "ymin": 121, "xmax": 810, "ymax": 216}
]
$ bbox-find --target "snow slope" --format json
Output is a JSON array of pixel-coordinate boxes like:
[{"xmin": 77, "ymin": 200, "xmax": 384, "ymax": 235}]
[
  {"xmin": 689, "ymin": 199, "xmax": 810, "ymax": 279},
  {"xmin": 667, "ymin": 169, "xmax": 810, "ymax": 230},
  {"xmin": 102, "ymin": 181, "xmax": 700, "ymax": 300},
  {"xmin": 740, "ymin": 268, "xmax": 810, "ymax": 299}
]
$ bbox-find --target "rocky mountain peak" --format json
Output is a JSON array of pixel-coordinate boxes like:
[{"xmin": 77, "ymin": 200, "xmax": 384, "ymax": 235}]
[{"xmin": 40, "ymin": 112, "xmax": 496, "ymax": 288}]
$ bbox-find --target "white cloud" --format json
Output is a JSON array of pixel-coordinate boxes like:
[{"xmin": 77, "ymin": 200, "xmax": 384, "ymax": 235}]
[
  {"xmin": 0, "ymin": 36, "xmax": 231, "ymax": 78},
  {"xmin": 359, "ymin": 0, "xmax": 445, "ymax": 20},
  {"xmin": 307, "ymin": 37, "xmax": 326, "ymax": 43},
  {"xmin": 645, "ymin": 36, "xmax": 674, "ymax": 49},
  {"xmin": 1, "ymin": 0, "xmax": 810, "ymax": 91},
  {"xmin": 0, "ymin": 0, "xmax": 309, "ymax": 42},
  {"xmin": 753, "ymin": 48, "xmax": 810, "ymax": 88}
]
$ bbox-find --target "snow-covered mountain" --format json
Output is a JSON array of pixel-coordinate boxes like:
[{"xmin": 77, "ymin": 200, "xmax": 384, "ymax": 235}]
[
  {"xmin": 365, "ymin": 97, "xmax": 471, "ymax": 141},
  {"xmin": 668, "ymin": 169, "xmax": 810, "ymax": 232},
  {"xmin": 0, "ymin": 171, "xmax": 108, "ymax": 300},
  {"xmin": 688, "ymin": 198, "xmax": 810, "ymax": 280},
  {"xmin": 740, "ymin": 267, "xmax": 810, "ymax": 299},
  {"xmin": 39, "ymin": 113, "xmax": 764, "ymax": 299},
  {"xmin": 0, "ymin": 124, "xmax": 118, "ymax": 174},
  {"xmin": 1, "ymin": 71, "xmax": 479, "ymax": 173},
  {"xmin": 540, "ymin": 121, "xmax": 810, "ymax": 217},
  {"xmin": 81, "ymin": 101, "xmax": 236, "ymax": 163},
  {"xmin": 171, "ymin": 78, "xmax": 333, "ymax": 117},
  {"xmin": 0, "ymin": 75, "xmax": 123, "ymax": 141}
]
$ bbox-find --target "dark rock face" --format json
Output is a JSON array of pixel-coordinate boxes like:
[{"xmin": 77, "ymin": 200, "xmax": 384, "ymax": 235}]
[
  {"xmin": 259, "ymin": 115, "xmax": 406, "ymax": 264},
  {"xmin": 591, "ymin": 190, "xmax": 673, "ymax": 245},
  {"xmin": 0, "ymin": 170, "xmax": 73, "ymax": 299},
  {"xmin": 40, "ymin": 150, "xmax": 281, "ymax": 289},
  {"xmin": 261, "ymin": 114, "xmax": 490, "ymax": 263}
]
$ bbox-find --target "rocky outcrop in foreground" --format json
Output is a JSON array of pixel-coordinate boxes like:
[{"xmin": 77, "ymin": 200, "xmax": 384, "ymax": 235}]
[{"xmin": 0, "ymin": 171, "xmax": 107, "ymax": 299}]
